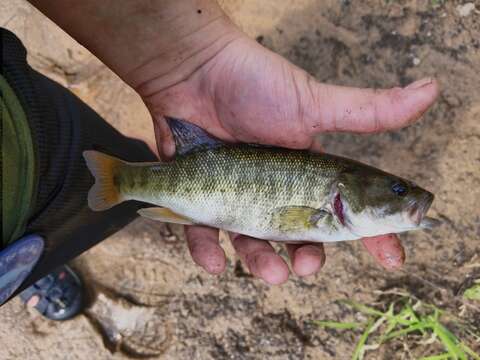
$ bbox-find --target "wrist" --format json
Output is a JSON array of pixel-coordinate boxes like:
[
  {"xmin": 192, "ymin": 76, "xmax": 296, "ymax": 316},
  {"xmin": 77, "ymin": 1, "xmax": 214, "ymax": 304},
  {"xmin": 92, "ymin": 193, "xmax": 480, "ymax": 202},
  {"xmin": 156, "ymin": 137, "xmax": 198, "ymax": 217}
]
[
  {"xmin": 28, "ymin": 0, "xmax": 244, "ymax": 97},
  {"xmin": 126, "ymin": 15, "xmax": 244, "ymax": 99}
]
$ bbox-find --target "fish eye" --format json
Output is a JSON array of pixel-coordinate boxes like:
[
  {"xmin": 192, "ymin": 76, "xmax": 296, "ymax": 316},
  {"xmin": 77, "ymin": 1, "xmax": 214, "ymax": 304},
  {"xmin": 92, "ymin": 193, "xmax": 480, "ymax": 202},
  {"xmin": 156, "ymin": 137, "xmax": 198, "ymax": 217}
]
[{"xmin": 391, "ymin": 182, "xmax": 408, "ymax": 197}]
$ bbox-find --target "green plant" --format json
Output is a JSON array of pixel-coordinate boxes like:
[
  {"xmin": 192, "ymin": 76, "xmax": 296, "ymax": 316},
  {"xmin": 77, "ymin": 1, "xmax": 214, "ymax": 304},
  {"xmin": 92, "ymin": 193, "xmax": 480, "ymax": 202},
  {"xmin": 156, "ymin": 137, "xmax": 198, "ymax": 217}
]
[
  {"xmin": 313, "ymin": 295, "xmax": 479, "ymax": 360},
  {"xmin": 464, "ymin": 282, "xmax": 480, "ymax": 301}
]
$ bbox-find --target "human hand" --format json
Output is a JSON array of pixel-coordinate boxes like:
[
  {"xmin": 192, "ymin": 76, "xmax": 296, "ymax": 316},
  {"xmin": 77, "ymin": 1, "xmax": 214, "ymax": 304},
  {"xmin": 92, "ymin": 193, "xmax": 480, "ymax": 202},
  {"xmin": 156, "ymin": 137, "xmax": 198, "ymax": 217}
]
[{"xmin": 134, "ymin": 33, "xmax": 438, "ymax": 284}]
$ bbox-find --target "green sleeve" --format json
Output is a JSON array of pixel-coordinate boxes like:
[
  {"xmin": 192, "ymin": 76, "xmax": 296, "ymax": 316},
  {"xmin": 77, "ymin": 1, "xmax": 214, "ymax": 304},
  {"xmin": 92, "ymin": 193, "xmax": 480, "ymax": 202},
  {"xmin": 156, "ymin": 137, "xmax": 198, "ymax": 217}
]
[{"xmin": 1, "ymin": 74, "xmax": 36, "ymax": 247}]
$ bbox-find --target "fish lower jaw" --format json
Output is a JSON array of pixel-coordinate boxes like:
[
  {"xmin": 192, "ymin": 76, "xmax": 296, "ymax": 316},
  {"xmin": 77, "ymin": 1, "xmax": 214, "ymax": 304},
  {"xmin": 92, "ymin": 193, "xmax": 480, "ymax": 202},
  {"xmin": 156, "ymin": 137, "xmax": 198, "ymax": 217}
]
[
  {"xmin": 408, "ymin": 206, "xmax": 424, "ymax": 226},
  {"xmin": 350, "ymin": 219, "xmax": 427, "ymax": 237},
  {"xmin": 344, "ymin": 213, "xmax": 405, "ymax": 238}
]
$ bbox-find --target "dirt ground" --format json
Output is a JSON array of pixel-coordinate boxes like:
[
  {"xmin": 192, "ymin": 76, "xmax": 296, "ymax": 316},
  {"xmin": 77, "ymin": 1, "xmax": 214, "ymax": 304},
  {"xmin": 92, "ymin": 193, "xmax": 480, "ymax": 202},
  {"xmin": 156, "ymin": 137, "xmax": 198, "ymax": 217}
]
[{"xmin": 1, "ymin": 0, "xmax": 479, "ymax": 359}]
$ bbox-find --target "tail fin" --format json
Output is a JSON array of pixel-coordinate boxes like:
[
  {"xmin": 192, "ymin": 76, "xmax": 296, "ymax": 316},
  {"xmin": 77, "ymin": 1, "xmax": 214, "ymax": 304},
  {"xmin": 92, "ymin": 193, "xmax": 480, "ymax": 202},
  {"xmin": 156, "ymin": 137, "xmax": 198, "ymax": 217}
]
[{"xmin": 83, "ymin": 150, "xmax": 126, "ymax": 211}]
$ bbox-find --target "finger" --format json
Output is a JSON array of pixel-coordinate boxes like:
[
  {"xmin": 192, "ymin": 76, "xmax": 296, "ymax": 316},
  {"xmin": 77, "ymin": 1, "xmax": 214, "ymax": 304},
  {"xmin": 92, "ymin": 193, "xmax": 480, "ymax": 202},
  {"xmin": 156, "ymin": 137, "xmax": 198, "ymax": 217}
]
[
  {"xmin": 361, "ymin": 234, "xmax": 405, "ymax": 270},
  {"xmin": 286, "ymin": 243, "xmax": 325, "ymax": 277},
  {"xmin": 185, "ymin": 225, "xmax": 226, "ymax": 275},
  {"xmin": 230, "ymin": 233, "xmax": 289, "ymax": 285},
  {"xmin": 152, "ymin": 115, "xmax": 176, "ymax": 160},
  {"xmin": 307, "ymin": 77, "xmax": 439, "ymax": 134}
]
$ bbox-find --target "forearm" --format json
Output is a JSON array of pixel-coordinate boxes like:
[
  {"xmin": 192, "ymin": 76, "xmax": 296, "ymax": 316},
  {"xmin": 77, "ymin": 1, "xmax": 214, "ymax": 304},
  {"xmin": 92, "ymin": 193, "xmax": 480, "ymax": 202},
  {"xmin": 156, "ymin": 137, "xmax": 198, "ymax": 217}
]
[{"xmin": 27, "ymin": 0, "xmax": 241, "ymax": 92}]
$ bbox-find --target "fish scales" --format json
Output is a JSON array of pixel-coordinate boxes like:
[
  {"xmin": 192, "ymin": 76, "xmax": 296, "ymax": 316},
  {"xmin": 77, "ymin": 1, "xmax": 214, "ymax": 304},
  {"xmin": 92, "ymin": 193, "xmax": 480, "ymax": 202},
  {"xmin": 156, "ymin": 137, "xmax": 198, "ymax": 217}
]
[{"xmin": 120, "ymin": 146, "xmax": 342, "ymax": 238}]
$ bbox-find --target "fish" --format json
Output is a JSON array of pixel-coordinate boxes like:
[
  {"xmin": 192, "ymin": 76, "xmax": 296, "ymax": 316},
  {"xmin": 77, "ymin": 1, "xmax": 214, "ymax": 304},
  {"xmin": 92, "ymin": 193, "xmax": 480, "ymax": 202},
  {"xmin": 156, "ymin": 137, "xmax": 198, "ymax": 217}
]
[{"xmin": 83, "ymin": 117, "xmax": 440, "ymax": 243}]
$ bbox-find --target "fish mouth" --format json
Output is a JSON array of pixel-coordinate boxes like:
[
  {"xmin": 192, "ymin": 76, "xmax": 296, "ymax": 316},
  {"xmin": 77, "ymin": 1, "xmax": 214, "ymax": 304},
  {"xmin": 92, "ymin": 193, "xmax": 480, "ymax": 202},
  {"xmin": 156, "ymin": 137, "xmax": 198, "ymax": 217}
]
[
  {"xmin": 408, "ymin": 192, "xmax": 434, "ymax": 226},
  {"xmin": 333, "ymin": 193, "xmax": 346, "ymax": 226}
]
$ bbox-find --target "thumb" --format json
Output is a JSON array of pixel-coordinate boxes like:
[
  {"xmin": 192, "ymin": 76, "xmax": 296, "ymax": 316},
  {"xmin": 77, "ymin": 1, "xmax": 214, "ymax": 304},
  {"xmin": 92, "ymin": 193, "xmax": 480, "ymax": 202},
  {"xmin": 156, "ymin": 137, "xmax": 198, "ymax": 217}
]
[{"xmin": 305, "ymin": 77, "xmax": 440, "ymax": 134}]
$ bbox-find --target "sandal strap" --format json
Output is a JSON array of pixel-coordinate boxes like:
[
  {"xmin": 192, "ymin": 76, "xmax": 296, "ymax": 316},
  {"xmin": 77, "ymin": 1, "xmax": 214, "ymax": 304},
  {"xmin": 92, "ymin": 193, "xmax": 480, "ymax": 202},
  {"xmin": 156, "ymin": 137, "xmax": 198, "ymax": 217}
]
[{"xmin": 20, "ymin": 265, "xmax": 82, "ymax": 319}]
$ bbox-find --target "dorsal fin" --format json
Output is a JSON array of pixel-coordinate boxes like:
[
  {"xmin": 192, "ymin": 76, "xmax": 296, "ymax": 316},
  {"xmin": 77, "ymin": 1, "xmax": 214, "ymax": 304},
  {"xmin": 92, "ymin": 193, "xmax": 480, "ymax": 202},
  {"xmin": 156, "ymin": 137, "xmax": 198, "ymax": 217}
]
[{"xmin": 165, "ymin": 117, "xmax": 224, "ymax": 156}]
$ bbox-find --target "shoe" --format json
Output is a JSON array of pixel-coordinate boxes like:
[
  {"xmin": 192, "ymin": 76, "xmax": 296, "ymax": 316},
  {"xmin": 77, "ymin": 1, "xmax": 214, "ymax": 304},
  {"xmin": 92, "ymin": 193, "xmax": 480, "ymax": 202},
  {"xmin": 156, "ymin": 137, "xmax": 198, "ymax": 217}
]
[{"xmin": 19, "ymin": 265, "xmax": 84, "ymax": 321}]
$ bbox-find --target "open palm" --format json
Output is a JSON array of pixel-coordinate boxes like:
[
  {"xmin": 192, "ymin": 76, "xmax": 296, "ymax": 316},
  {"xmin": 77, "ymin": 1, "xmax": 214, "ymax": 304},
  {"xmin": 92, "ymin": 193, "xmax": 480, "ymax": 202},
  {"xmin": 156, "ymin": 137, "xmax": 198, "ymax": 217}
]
[{"xmin": 139, "ymin": 35, "xmax": 439, "ymax": 284}]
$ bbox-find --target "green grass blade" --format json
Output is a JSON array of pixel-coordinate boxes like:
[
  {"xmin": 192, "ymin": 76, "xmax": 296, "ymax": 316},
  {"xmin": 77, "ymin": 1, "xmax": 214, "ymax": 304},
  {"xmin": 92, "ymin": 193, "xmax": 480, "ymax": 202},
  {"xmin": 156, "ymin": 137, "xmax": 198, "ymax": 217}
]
[
  {"xmin": 368, "ymin": 314, "xmax": 388, "ymax": 344},
  {"xmin": 460, "ymin": 342, "xmax": 480, "ymax": 360},
  {"xmin": 405, "ymin": 303, "xmax": 421, "ymax": 322},
  {"xmin": 382, "ymin": 323, "xmax": 432, "ymax": 341},
  {"xmin": 380, "ymin": 319, "xmax": 398, "ymax": 343},
  {"xmin": 396, "ymin": 307, "xmax": 418, "ymax": 326},
  {"xmin": 352, "ymin": 320, "xmax": 375, "ymax": 360},
  {"xmin": 380, "ymin": 302, "xmax": 398, "ymax": 342},
  {"xmin": 312, "ymin": 320, "xmax": 363, "ymax": 330},
  {"xmin": 432, "ymin": 323, "xmax": 467, "ymax": 360}
]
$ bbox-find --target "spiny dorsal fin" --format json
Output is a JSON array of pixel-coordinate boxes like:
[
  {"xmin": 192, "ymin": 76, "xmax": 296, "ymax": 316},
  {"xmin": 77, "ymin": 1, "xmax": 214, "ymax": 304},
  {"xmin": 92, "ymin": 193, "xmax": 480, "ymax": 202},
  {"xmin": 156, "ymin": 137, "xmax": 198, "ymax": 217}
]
[{"xmin": 165, "ymin": 117, "xmax": 224, "ymax": 156}]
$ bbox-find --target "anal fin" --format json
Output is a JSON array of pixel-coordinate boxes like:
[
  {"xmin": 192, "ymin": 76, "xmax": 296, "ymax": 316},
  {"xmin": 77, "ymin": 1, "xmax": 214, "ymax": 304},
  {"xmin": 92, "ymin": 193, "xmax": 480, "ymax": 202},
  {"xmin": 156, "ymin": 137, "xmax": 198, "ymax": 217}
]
[{"xmin": 138, "ymin": 207, "xmax": 194, "ymax": 225}]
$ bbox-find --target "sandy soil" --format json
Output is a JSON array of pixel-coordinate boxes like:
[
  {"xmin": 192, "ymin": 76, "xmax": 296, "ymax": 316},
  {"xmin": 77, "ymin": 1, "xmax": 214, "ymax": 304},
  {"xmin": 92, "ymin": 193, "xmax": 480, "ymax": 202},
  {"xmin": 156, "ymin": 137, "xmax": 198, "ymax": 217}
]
[{"xmin": 1, "ymin": 1, "xmax": 479, "ymax": 359}]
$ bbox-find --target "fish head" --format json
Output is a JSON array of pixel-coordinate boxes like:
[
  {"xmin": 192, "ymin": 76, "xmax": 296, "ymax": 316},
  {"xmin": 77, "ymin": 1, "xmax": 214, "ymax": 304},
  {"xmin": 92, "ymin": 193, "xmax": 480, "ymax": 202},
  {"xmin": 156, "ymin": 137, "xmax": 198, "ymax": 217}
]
[{"xmin": 333, "ymin": 167, "xmax": 440, "ymax": 237}]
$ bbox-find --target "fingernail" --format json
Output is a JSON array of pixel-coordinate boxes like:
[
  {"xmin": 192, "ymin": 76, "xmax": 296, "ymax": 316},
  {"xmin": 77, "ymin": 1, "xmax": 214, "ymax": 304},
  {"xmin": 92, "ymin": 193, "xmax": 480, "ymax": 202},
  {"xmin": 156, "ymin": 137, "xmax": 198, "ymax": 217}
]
[
  {"xmin": 405, "ymin": 77, "xmax": 433, "ymax": 90},
  {"xmin": 382, "ymin": 243, "xmax": 405, "ymax": 271}
]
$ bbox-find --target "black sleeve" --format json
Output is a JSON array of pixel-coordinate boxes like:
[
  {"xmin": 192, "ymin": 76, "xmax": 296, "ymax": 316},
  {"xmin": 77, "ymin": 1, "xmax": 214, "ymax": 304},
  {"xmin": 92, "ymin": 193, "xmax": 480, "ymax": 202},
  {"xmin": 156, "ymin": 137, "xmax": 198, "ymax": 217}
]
[{"xmin": 1, "ymin": 28, "xmax": 157, "ymax": 298}]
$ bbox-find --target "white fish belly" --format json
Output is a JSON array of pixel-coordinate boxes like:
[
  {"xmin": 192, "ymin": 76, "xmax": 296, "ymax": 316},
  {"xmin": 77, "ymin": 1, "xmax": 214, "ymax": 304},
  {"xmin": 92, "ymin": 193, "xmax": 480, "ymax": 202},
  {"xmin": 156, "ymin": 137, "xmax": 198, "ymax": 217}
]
[{"xmin": 136, "ymin": 193, "xmax": 359, "ymax": 243}]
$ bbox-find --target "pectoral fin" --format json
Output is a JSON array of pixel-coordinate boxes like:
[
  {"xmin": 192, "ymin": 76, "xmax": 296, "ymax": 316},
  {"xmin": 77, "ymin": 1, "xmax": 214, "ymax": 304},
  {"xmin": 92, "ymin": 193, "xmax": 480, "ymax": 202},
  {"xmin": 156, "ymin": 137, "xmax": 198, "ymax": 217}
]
[
  {"xmin": 138, "ymin": 207, "xmax": 194, "ymax": 225},
  {"xmin": 272, "ymin": 206, "xmax": 329, "ymax": 232}
]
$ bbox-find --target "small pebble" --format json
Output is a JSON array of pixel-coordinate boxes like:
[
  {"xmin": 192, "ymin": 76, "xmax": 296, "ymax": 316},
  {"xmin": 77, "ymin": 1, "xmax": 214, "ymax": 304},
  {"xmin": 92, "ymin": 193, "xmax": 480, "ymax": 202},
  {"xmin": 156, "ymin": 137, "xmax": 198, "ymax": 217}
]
[{"xmin": 413, "ymin": 57, "xmax": 421, "ymax": 66}]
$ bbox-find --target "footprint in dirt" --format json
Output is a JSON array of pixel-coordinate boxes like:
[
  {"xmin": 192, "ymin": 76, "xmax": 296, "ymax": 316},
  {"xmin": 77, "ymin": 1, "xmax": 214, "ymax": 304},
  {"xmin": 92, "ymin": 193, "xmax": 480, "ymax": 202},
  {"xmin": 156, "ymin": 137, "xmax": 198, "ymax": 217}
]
[{"xmin": 85, "ymin": 290, "xmax": 172, "ymax": 357}]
